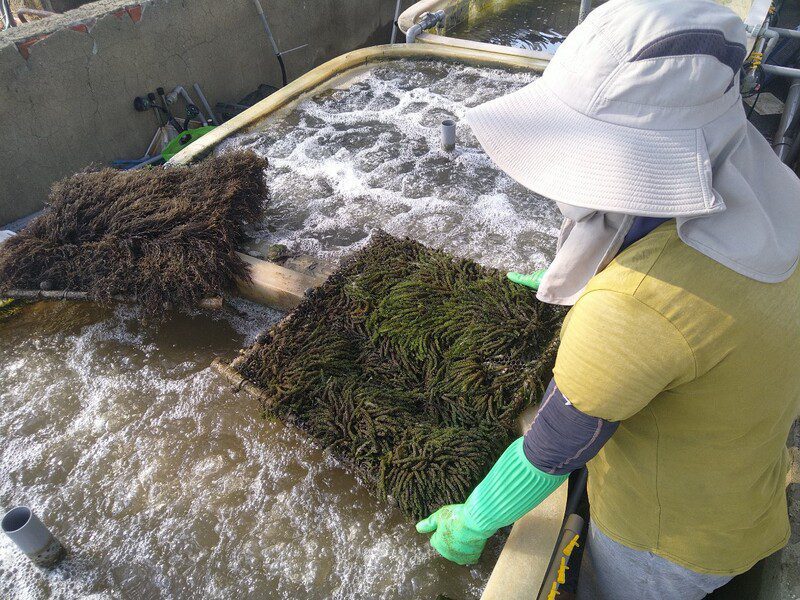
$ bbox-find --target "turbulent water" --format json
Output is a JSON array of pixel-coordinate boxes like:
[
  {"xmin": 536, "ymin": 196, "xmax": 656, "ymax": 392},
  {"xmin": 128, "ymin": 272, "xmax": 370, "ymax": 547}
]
[
  {"xmin": 446, "ymin": 0, "xmax": 577, "ymax": 52},
  {"xmin": 221, "ymin": 59, "xmax": 561, "ymax": 273},
  {"xmin": 1, "ymin": 58, "xmax": 560, "ymax": 599},
  {"xmin": 0, "ymin": 302, "xmax": 505, "ymax": 599}
]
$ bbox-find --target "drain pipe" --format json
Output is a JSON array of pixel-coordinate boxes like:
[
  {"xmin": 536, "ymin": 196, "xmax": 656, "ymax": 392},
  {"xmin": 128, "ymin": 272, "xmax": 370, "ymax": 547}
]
[
  {"xmin": 578, "ymin": 0, "xmax": 592, "ymax": 24},
  {"xmin": 406, "ymin": 11, "xmax": 445, "ymax": 44},
  {"xmin": 252, "ymin": 0, "xmax": 288, "ymax": 87},
  {"xmin": 441, "ymin": 119, "xmax": 456, "ymax": 152},
  {"xmin": 2, "ymin": 507, "xmax": 66, "ymax": 568}
]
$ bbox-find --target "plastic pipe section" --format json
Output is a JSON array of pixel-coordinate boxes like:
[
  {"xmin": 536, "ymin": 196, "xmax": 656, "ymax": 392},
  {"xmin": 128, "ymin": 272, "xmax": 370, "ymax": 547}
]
[
  {"xmin": 578, "ymin": 0, "xmax": 592, "ymax": 24},
  {"xmin": 165, "ymin": 86, "xmax": 207, "ymax": 124},
  {"xmin": 773, "ymin": 80, "xmax": 800, "ymax": 163},
  {"xmin": 441, "ymin": 119, "xmax": 456, "ymax": 152},
  {"xmin": 406, "ymin": 11, "xmax": 445, "ymax": 44},
  {"xmin": 771, "ymin": 27, "xmax": 800, "ymax": 40},
  {"xmin": 2, "ymin": 507, "xmax": 66, "ymax": 568},
  {"xmin": 762, "ymin": 63, "xmax": 800, "ymax": 79}
]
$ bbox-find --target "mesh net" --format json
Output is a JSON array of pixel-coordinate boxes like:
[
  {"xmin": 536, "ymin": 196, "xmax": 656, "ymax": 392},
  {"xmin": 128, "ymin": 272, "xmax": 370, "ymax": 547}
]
[{"xmin": 231, "ymin": 232, "xmax": 566, "ymax": 519}]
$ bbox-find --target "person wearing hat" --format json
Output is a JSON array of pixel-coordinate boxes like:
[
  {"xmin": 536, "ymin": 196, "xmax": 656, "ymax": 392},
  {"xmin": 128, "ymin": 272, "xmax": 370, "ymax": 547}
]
[{"xmin": 415, "ymin": 0, "xmax": 800, "ymax": 598}]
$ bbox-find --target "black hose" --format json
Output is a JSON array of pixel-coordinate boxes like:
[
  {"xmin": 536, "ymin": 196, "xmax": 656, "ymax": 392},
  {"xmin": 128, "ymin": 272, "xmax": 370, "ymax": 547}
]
[{"xmin": 276, "ymin": 53, "xmax": 288, "ymax": 87}]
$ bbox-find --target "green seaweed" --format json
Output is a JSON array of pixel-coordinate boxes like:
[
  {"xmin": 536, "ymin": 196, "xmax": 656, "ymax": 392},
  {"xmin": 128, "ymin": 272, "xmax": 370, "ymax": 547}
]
[{"xmin": 235, "ymin": 232, "xmax": 565, "ymax": 519}]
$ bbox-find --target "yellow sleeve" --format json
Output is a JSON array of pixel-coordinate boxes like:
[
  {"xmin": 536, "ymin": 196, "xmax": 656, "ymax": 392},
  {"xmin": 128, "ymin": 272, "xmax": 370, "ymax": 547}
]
[{"xmin": 553, "ymin": 289, "xmax": 696, "ymax": 421}]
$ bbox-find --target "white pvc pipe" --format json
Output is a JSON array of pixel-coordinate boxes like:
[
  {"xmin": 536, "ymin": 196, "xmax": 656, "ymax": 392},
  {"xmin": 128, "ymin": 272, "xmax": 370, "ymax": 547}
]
[
  {"xmin": 165, "ymin": 86, "xmax": 207, "ymax": 124},
  {"xmin": 2, "ymin": 506, "xmax": 66, "ymax": 568},
  {"xmin": 441, "ymin": 119, "xmax": 456, "ymax": 152}
]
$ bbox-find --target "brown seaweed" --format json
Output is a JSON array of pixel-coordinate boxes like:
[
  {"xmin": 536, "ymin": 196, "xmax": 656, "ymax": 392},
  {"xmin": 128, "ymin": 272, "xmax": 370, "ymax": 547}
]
[{"xmin": 0, "ymin": 151, "xmax": 269, "ymax": 317}]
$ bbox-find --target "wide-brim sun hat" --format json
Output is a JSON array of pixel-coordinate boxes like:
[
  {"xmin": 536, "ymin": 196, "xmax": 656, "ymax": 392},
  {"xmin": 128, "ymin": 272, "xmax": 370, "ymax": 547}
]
[
  {"xmin": 467, "ymin": 0, "xmax": 800, "ymax": 286},
  {"xmin": 466, "ymin": 0, "xmax": 746, "ymax": 218}
]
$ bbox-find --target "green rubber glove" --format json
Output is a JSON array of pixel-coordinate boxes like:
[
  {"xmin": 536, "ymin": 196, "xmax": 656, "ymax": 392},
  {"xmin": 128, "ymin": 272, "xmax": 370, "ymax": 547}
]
[
  {"xmin": 507, "ymin": 268, "xmax": 547, "ymax": 290},
  {"xmin": 416, "ymin": 438, "xmax": 568, "ymax": 565}
]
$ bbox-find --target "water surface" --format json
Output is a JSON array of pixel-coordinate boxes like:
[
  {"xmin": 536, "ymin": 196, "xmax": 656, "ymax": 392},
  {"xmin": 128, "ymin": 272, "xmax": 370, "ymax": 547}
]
[
  {"xmin": 446, "ymin": 0, "xmax": 577, "ymax": 52},
  {"xmin": 0, "ymin": 302, "xmax": 505, "ymax": 599},
  {"xmin": 221, "ymin": 59, "xmax": 561, "ymax": 274},
  {"xmin": 1, "ymin": 58, "xmax": 560, "ymax": 600}
]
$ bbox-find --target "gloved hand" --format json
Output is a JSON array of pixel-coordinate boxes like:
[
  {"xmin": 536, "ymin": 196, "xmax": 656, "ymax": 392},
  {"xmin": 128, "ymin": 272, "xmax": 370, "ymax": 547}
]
[
  {"xmin": 416, "ymin": 438, "xmax": 568, "ymax": 565},
  {"xmin": 507, "ymin": 268, "xmax": 547, "ymax": 290},
  {"xmin": 415, "ymin": 504, "xmax": 490, "ymax": 565}
]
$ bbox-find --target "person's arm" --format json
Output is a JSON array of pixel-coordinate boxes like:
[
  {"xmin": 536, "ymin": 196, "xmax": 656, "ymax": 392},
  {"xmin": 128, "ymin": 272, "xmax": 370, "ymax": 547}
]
[{"xmin": 416, "ymin": 290, "xmax": 694, "ymax": 564}]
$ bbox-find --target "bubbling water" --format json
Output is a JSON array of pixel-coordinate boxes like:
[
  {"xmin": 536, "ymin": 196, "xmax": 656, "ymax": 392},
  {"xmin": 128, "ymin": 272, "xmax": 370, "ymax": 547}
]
[
  {"xmin": 1, "ymin": 58, "xmax": 558, "ymax": 600},
  {"xmin": 220, "ymin": 59, "xmax": 561, "ymax": 273},
  {"xmin": 0, "ymin": 302, "xmax": 504, "ymax": 599}
]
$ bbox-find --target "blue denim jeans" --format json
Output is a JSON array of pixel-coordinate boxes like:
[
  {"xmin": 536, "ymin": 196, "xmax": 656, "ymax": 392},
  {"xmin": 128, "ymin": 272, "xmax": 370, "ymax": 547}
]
[{"xmin": 576, "ymin": 522, "xmax": 734, "ymax": 600}]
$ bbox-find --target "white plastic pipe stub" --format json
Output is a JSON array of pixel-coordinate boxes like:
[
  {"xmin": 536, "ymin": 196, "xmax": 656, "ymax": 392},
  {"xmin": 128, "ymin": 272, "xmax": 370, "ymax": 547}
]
[
  {"xmin": 2, "ymin": 506, "xmax": 66, "ymax": 568},
  {"xmin": 441, "ymin": 119, "xmax": 456, "ymax": 152}
]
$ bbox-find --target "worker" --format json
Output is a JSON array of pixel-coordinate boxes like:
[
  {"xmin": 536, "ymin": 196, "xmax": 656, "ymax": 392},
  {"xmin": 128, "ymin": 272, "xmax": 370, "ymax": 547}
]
[{"xmin": 415, "ymin": 1, "xmax": 800, "ymax": 598}]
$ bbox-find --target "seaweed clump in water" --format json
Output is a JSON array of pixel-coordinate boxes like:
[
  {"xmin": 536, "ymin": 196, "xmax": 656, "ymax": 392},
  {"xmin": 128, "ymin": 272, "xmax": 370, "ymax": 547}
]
[
  {"xmin": 0, "ymin": 151, "xmax": 268, "ymax": 316},
  {"xmin": 232, "ymin": 232, "xmax": 566, "ymax": 519}
]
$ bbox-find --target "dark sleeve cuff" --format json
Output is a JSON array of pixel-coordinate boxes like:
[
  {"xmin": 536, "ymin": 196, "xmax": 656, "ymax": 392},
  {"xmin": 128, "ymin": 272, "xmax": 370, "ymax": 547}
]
[{"xmin": 523, "ymin": 379, "xmax": 620, "ymax": 475}]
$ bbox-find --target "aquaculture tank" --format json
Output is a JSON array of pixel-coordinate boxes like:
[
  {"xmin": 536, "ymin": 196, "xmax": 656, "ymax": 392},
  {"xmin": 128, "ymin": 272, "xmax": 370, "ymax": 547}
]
[
  {"xmin": 214, "ymin": 55, "xmax": 560, "ymax": 275},
  {"xmin": 0, "ymin": 47, "xmax": 562, "ymax": 599}
]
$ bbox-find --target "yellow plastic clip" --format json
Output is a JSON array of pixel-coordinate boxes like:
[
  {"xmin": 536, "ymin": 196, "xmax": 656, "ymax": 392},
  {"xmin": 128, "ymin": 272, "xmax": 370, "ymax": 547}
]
[
  {"xmin": 557, "ymin": 556, "xmax": 569, "ymax": 584},
  {"xmin": 546, "ymin": 581, "xmax": 560, "ymax": 600},
  {"xmin": 563, "ymin": 534, "xmax": 580, "ymax": 557}
]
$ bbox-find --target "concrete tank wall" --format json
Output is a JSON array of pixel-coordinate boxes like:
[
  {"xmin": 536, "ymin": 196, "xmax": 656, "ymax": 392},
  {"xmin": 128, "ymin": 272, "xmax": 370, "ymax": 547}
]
[{"xmin": 0, "ymin": 0, "xmax": 413, "ymax": 225}]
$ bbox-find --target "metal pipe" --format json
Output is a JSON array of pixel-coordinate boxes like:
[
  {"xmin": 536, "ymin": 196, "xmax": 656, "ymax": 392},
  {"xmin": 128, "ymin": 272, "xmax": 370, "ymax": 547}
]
[
  {"xmin": 762, "ymin": 63, "xmax": 800, "ymax": 79},
  {"xmin": 251, "ymin": 0, "xmax": 288, "ymax": 86},
  {"xmin": 2, "ymin": 507, "xmax": 66, "ymax": 568},
  {"xmin": 441, "ymin": 119, "xmax": 456, "ymax": 152},
  {"xmin": 406, "ymin": 11, "xmax": 445, "ymax": 44},
  {"xmin": 193, "ymin": 83, "xmax": 218, "ymax": 126},
  {"xmin": 774, "ymin": 80, "xmax": 800, "ymax": 163},
  {"xmin": 578, "ymin": 0, "xmax": 592, "ymax": 24},
  {"xmin": 391, "ymin": 0, "xmax": 403, "ymax": 44}
]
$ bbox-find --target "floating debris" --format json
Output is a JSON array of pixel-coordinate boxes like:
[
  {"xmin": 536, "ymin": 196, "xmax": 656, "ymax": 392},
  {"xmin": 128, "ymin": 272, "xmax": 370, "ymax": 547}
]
[
  {"xmin": 226, "ymin": 232, "xmax": 565, "ymax": 519},
  {"xmin": 0, "ymin": 151, "xmax": 269, "ymax": 317}
]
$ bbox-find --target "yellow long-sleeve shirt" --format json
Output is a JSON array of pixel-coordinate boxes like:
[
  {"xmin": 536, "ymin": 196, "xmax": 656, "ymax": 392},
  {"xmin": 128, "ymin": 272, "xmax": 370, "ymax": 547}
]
[{"xmin": 554, "ymin": 221, "xmax": 799, "ymax": 575}]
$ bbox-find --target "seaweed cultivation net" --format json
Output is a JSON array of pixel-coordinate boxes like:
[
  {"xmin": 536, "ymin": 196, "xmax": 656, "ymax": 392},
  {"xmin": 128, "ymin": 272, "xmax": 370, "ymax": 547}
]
[
  {"xmin": 231, "ymin": 232, "xmax": 566, "ymax": 519},
  {"xmin": 0, "ymin": 151, "xmax": 268, "ymax": 316}
]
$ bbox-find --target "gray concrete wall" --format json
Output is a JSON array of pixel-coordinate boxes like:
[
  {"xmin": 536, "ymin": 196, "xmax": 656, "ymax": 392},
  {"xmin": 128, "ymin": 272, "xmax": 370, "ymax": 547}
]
[{"xmin": 0, "ymin": 0, "xmax": 413, "ymax": 225}]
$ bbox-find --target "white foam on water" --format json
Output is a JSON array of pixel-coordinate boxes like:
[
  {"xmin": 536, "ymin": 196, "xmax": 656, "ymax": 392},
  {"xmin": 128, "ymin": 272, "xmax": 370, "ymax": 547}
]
[
  {"xmin": 0, "ymin": 302, "xmax": 503, "ymax": 599},
  {"xmin": 221, "ymin": 59, "xmax": 561, "ymax": 272}
]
